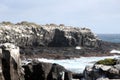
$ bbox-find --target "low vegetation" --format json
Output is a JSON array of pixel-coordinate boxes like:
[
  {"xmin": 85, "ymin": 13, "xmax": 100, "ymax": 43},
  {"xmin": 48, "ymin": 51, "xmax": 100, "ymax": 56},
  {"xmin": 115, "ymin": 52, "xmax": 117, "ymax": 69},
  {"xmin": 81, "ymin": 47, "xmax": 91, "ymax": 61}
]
[
  {"xmin": 1, "ymin": 21, "xmax": 13, "ymax": 25},
  {"xmin": 96, "ymin": 58, "xmax": 117, "ymax": 65}
]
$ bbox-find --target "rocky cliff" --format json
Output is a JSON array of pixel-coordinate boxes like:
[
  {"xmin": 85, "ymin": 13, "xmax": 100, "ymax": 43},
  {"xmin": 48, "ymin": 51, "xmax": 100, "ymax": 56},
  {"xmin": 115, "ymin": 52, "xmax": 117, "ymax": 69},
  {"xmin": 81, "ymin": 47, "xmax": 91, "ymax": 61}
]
[{"xmin": 0, "ymin": 21, "xmax": 101, "ymax": 48}]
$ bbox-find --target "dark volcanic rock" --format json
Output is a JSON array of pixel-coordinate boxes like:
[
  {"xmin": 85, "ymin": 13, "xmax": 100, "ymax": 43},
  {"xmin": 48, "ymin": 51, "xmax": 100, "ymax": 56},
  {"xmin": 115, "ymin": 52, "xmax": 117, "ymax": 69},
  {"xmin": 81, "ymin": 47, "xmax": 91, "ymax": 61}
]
[
  {"xmin": 0, "ymin": 43, "xmax": 24, "ymax": 80},
  {"xmin": 48, "ymin": 29, "xmax": 69, "ymax": 47},
  {"xmin": 100, "ymin": 41, "xmax": 120, "ymax": 51},
  {"xmin": 1, "ymin": 21, "xmax": 120, "ymax": 57},
  {"xmin": 22, "ymin": 60, "xmax": 72, "ymax": 80},
  {"xmin": 72, "ymin": 73, "xmax": 84, "ymax": 79},
  {"xmin": 23, "ymin": 60, "xmax": 52, "ymax": 80},
  {"xmin": 0, "ymin": 43, "xmax": 73, "ymax": 80},
  {"xmin": 83, "ymin": 58, "xmax": 120, "ymax": 80},
  {"xmin": 0, "ymin": 21, "xmax": 101, "ymax": 48}
]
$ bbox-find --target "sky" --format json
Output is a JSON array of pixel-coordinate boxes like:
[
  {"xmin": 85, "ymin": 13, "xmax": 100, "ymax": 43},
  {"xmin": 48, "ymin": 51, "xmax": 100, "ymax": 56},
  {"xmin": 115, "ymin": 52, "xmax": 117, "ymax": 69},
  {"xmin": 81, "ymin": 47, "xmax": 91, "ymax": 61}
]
[{"xmin": 0, "ymin": 0, "xmax": 120, "ymax": 34}]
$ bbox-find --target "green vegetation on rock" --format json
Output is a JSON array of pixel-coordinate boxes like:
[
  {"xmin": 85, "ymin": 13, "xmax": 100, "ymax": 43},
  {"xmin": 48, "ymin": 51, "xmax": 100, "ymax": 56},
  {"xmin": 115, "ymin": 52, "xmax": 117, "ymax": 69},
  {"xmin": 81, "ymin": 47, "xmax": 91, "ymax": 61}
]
[
  {"xmin": 2, "ymin": 21, "xmax": 13, "ymax": 25},
  {"xmin": 16, "ymin": 21, "xmax": 40, "ymax": 27},
  {"xmin": 96, "ymin": 58, "xmax": 117, "ymax": 65}
]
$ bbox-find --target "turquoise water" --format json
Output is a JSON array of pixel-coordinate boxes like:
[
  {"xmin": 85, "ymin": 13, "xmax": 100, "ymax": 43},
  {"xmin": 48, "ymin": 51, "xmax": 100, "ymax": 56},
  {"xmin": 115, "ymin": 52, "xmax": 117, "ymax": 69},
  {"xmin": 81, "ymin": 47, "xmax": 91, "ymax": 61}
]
[{"xmin": 97, "ymin": 34, "xmax": 120, "ymax": 43}]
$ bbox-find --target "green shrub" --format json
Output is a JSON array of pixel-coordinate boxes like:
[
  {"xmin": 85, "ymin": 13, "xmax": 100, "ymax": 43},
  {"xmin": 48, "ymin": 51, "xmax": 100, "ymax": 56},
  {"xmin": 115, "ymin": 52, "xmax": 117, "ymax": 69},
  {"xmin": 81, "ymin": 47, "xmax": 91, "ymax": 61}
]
[
  {"xmin": 2, "ymin": 21, "xmax": 13, "ymax": 25},
  {"xmin": 96, "ymin": 58, "xmax": 117, "ymax": 65},
  {"xmin": 16, "ymin": 21, "xmax": 40, "ymax": 27}
]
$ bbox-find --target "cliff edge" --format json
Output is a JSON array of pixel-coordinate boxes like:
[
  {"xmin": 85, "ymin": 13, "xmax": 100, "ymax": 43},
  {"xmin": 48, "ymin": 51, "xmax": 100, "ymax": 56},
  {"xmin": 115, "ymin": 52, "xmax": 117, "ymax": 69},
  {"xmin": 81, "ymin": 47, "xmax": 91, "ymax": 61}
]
[{"xmin": 0, "ymin": 21, "xmax": 101, "ymax": 48}]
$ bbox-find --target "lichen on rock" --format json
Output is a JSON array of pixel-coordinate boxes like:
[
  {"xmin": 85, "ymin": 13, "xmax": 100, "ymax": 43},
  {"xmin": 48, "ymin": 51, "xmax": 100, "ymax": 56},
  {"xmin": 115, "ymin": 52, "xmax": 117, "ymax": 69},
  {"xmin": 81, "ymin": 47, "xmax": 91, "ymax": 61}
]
[{"xmin": 96, "ymin": 58, "xmax": 117, "ymax": 65}]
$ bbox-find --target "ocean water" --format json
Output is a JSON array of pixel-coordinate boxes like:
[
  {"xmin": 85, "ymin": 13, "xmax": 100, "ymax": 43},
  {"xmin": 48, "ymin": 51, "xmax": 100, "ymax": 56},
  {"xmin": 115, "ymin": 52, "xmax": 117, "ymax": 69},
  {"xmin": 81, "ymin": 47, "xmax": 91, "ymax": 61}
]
[
  {"xmin": 37, "ymin": 55, "xmax": 119, "ymax": 73},
  {"xmin": 97, "ymin": 34, "xmax": 120, "ymax": 43}
]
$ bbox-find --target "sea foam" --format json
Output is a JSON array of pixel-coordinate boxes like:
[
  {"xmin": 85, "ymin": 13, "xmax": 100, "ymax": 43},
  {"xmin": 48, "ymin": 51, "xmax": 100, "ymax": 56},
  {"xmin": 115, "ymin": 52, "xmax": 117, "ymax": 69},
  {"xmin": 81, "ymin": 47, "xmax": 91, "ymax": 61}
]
[{"xmin": 37, "ymin": 55, "xmax": 119, "ymax": 73}]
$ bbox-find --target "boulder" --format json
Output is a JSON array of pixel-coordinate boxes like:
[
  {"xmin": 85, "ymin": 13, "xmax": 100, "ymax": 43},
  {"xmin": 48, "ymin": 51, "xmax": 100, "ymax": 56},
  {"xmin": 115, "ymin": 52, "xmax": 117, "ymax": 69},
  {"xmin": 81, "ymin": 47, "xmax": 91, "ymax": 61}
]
[
  {"xmin": 23, "ymin": 60, "xmax": 52, "ymax": 80},
  {"xmin": 114, "ymin": 64, "xmax": 120, "ymax": 70},
  {"xmin": 83, "ymin": 58, "xmax": 120, "ymax": 80},
  {"xmin": 22, "ymin": 59, "xmax": 72, "ymax": 80},
  {"xmin": 0, "ymin": 43, "xmax": 24, "ymax": 80}
]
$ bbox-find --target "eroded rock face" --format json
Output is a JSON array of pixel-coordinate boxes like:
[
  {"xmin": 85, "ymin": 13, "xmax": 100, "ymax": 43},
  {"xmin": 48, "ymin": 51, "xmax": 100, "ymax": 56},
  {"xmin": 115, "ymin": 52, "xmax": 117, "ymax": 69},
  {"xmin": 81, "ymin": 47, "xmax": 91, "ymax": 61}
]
[
  {"xmin": 0, "ymin": 43, "xmax": 24, "ymax": 80},
  {"xmin": 0, "ymin": 22, "xmax": 101, "ymax": 48},
  {"xmin": 22, "ymin": 59, "xmax": 72, "ymax": 80}
]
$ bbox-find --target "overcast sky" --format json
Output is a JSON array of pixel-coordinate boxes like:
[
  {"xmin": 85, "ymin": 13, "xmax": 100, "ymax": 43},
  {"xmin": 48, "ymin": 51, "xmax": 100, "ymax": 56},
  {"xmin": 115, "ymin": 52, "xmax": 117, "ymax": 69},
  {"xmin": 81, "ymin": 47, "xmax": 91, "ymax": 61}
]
[{"xmin": 0, "ymin": 0, "xmax": 120, "ymax": 33}]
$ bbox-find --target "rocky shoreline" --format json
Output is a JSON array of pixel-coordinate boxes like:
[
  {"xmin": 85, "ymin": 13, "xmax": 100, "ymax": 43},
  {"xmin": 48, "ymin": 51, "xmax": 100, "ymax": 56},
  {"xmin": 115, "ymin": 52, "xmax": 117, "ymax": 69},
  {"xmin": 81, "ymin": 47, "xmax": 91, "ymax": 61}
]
[
  {"xmin": 0, "ymin": 22, "xmax": 120, "ymax": 80},
  {"xmin": 0, "ymin": 43, "xmax": 86, "ymax": 80},
  {"xmin": 20, "ymin": 41, "xmax": 120, "ymax": 59},
  {"xmin": 0, "ymin": 43, "xmax": 120, "ymax": 80},
  {"xmin": 1, "ymin": 21, "xmax": 120, "ymax": 59},
  {"xmin": 20, "ymin": 47, "xmax": 115, "ymax": 60}
]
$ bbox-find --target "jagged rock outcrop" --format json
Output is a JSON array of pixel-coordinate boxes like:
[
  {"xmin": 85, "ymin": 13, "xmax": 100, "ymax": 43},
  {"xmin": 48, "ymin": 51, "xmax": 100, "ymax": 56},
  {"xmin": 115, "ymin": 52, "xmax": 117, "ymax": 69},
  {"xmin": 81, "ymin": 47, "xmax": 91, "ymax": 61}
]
[
  {"xmin": 0, "ymin": 43, "xmax": 73, "ymax": 80},
  {"xmin": 0, "ymin": 21, "xmax": 101, "ymax": 48},
  {"xmin": 83, "ymin": 58, "xmax": 120, "ymax": 80},
  {"xmin": 0, "ymin": 43, "xmax": 24, "ymax": 80},
  {"xmin": 22, "ymin": 59, "xmax": 72, "ymax": 80}
]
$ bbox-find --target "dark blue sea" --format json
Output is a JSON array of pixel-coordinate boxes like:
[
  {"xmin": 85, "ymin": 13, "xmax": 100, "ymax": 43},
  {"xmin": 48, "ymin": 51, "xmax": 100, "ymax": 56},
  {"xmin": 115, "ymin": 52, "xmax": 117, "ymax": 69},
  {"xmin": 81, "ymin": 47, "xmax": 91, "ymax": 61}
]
[{"xmin": 97, "ymin": 34, "xmax": 120, "ymax": 43}]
